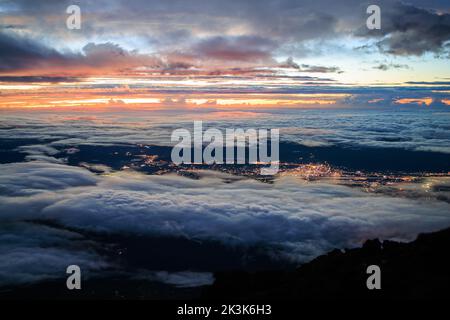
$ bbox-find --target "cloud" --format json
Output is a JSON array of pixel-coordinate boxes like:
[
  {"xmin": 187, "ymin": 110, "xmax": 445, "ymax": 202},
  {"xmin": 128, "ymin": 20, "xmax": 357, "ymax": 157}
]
[
  {"xmin": 1, "ymin": 105, "xmax": 450, "ymax": 158},
  {"xmin": 2, "ymin": 0, "xmax": 340, "ymax": 43},
  {"xmin": 191, "ymin": 36, "xmax": 277, "ymax": 63},
  {"xmin": 158, "ymin": 36, "xmax": 279, "ymax": 71},
  {"xmin": 0, "ymin": 31, "xmax": 161, "ymax": 76},
  {"xmin": 0, "ymin": 76, "xmax": 79, "ymax": 83},
  {"xmin": 0, "ymin": 31, "xmax": 68, "ymax": 73},
  {"xmin": 1, "ymin": 0, "xmax": 448, "ymax": 79},
  {"xmin": 300, "ymin": 64, "xmax": 342, "ymax": 73},
  {"xmin": 0, "ymin": 222, "xmax": 109, "ymax": 286},
  {"xmin": 2, "ymin": 0, "xmax": 449, "ymax": 64},
  {"xmin": 0, "ymin": 162, "xmax": 98, "ymax": 196},
  {"xmin": 1, "ymin": 162, "xmax": 449, "ymax": 267},
  {"xmin": 406, "ymin": 81, "xmax": 450, "ymax": 85},
  {"xmin": 0, "ymin": 108, "xmax": 449, "ymax": 287},
  {"xmin": 373, "ymin": 63, "xmax": 410, "ymax": 71},
  {"xmin": 357, "ymin": 2, "xmax": 450, "ymax": 56},
  {"xmin": 278, "ymin": 57, "xmax": 342, "ymax": 73},
  {"xmin": 137, "ymin": 271, "xmax": 214, "ymax": 288},
  {"xmin": 0, "ymin": 31, "xmax": 300, "ymax": 76}
]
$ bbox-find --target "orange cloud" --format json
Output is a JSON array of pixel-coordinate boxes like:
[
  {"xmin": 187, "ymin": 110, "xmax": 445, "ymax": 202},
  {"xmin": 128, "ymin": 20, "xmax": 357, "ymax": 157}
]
[
  {"xmin": 0, "ymin": 80, "xmax": 350, "ymax": 111},
  {"xmin": 394, "ymin": 97, "xmax": 433, "ymax": 106}
]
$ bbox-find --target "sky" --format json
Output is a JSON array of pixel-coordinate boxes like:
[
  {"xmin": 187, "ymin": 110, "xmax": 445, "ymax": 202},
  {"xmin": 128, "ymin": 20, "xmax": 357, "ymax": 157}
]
[{"xmin": 0, "ymin": 0, "xmax": 449, "ymax": 110}]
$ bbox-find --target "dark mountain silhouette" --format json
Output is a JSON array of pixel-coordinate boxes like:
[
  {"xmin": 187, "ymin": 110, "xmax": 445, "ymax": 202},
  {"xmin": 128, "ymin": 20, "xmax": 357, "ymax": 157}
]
[{"xmin": 205, "ymin": 227, "xmax": 450, "ymax": 299}]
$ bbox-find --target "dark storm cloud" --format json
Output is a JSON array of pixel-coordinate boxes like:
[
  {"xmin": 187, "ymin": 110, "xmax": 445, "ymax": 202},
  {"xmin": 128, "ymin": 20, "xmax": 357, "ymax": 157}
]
[
  {"xmin": 0, "ymin": 29, "xmax": 341, "ymax": 75},
  {"xmin": 277, "ymin": 58, "xmax": 342, "ymax": 73},
  {"xmin": 3, "ymin": 0, "xmax": 449, "ymax": 56},
  {"xmin": 357, "ymin": 1, "xmax": 450, "ymax": 56},
  {"xmin": 373, "ymin": 63, "xmax": 410, "ymax": 71},
  {"xmin": 0, "ymin": 0, "xmax": 449, "ymax": 76},
  {"xmin": 0, "ymin": 31, "xmax": 69, "ymax": 72},
  {"xmin": 0, "ymin": 30, "xmax": 161, "ymax": 75},
  {"xmin": 300, "ymin": 64, "xmax": 342, "ymax": 73}
]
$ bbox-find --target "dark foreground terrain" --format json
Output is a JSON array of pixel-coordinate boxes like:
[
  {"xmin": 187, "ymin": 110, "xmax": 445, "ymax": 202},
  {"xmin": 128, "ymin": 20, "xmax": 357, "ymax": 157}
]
[
  {"xmin": 205, "ymin": 227, "xmax": 450, "ymax": 299},
  {"xmin": 2, "ymin": 227, "xmax": 450, "ymax": 299}
]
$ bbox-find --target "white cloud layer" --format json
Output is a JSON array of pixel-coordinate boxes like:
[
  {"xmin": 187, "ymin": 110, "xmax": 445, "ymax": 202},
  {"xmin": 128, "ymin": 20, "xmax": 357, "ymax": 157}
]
[
  {"xmin": 1, "ymin": 110, "xmax": 450, "ymax": 153},
  {"xmin": 1, "ymin": 161, "xmax": 449, "ymax": 286}
]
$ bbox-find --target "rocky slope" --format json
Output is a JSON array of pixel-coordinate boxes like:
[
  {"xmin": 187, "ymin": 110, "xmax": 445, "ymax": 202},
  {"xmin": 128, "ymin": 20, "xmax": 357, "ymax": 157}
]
[{"xmin": 206, "ymin": 227, "xmax": 450, "ymax": 299}]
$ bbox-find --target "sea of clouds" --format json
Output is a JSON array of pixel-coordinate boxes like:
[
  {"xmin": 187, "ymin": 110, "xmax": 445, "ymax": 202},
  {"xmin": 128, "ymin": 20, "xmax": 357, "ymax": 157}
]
[
  {"xmin": 1, "ymin": 109, "xmax": 450, "ymax": 153},
  {"xmin": 1, "ymin": 160, "xmax": 450, "ymax": 286},
  {"xmin": 0, "ymin": 110, "xmax": 449, "ymax": 287}
]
